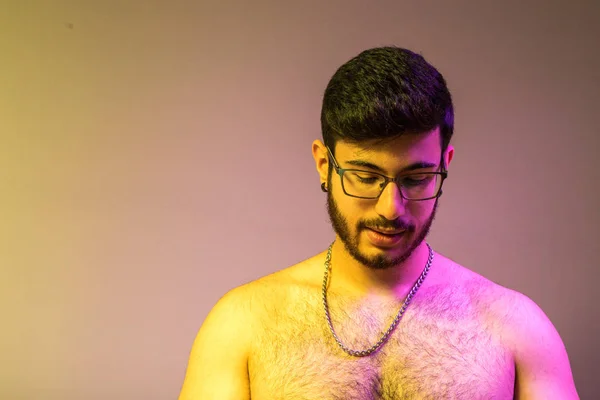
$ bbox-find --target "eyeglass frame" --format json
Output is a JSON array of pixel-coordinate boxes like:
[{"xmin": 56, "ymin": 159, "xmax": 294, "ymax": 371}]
[{"xmin": 326, "ymin": 146, "xmax": 448, "ymax": 200}]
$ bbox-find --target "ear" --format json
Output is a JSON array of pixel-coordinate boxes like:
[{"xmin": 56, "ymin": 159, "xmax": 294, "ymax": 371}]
[
  {"xmin": 312, "ymin": 139, "xmax": 329, "ymax": 183},
  {"xmin": 443, "ymin": 144, "xmax": 454, "ymax": 169}
]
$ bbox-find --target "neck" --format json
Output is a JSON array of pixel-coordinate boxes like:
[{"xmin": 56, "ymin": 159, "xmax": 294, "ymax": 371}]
[{"xmin": 326, "ymin": 239, "xmax": 432, "ymax": 300}]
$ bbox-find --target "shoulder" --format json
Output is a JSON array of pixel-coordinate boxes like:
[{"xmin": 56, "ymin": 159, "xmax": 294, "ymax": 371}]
[
  {"xmin": 429, "ymin": 251, "xmax": 511, "ymax": 307},
  {"xmin": 197, "ymin": 283, "xmax": 257, "ymax": 345},
  {"xmin": 219, "ymin": 251, "xmax": 325, "ymax": 315},
  {"xmin": 247, "ymin": 249, "xmax": 327, "ymax": 291},
  {"xmin": 491, "ymin": 287, "xmax": 579, "ymax": 397},
  {"xmin": 439, "ymin": 253, "xmax": 558, "ymax": 337},
  {"xmin": 430, "ymin": 252, "xmax": 556, "ymax": 336},
  {"xmin": 435, "ymin": 252, "xmax": 555, "ymax": 327},
  {"xmin": 435, "ymin": 253, "xmax": 579, "ymax": 398}
]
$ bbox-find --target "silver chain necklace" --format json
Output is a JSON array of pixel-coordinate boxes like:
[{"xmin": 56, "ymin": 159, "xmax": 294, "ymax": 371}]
[{"xmin": 322, "ymin": 241, "xmax": 434, "ymax": 357}]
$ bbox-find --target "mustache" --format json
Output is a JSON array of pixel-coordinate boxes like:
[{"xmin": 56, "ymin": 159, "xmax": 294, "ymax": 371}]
[{"xmin": 360, "ymin": 220, "xmax": 414, "ymax": 232}]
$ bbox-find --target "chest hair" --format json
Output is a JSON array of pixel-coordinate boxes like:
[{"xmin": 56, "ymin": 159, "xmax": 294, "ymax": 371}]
[{"xmin": 248, "ymin": 283, "xmax": 514, "ymax": 400}]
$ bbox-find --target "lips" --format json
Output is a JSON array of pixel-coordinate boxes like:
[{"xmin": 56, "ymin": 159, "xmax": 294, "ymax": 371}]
[
  {"xmin": 365, "ymin": 228, "xmax": 405, "ymax": 247},
  {"xmin": 368, "ymin": 228, "xmax": 405, "ymax": 235}
]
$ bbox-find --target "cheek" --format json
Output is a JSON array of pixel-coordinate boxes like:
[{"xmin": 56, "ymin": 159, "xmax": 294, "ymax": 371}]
[
  {"xmin": 407, "ymin": 200, "xmax": 436, "ymax": 220},
  {"xmin": 343, "ymin": 203, "xmax": 364, "ymax": 224},
  {"xmin": 337, "ymin": 198, "xmax": 369, "ymax": 227}
]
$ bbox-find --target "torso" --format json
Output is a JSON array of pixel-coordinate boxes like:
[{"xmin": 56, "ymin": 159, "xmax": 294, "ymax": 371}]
[{"xmin": 246, "ymin": 252, "xmax": 516, "ymax": 400}]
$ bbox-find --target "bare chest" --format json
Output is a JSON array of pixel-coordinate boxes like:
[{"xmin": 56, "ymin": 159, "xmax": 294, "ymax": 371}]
[{"xmin": 248, "ymin": 287, "xmax": 515, "ymax": 400}]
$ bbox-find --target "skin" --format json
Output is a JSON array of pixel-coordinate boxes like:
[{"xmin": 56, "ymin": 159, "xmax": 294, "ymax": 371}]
[{"xmin": 178, "ymin": 128, "xmax": 580, "ymax": 399}]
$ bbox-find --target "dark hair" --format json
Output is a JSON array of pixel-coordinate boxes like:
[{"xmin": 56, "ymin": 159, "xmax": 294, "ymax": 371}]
[{"xmin": 321, "ymin": 46, "xmax": 454, "ymax": 158}]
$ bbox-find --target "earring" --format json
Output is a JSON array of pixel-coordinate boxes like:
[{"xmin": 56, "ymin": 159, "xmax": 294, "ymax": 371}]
[{"xmin": 321, "ymin": 182, "xmax": 328, "ymax": 192}]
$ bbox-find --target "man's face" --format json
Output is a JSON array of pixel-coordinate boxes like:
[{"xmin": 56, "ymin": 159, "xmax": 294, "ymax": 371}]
[{"xmin": 323, "ymin": 129, "xmax": 452, "ymax": 270}]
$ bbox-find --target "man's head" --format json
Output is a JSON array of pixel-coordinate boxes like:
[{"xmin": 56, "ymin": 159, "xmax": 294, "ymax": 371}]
[{"xmin": 313, "ymin": 46, "xmax": 454, "ymax": 270}]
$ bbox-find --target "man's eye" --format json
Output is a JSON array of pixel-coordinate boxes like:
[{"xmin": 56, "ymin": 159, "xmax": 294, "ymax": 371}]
[
  {"xmin": 355, "ymin": 175, "xmax": 379, "ymax": 183},
  {"xmin": 402, "ymin": 175, "xmax": 432, "ymax": 186},
  {"xmin": 358, "ymin": 176, "xmax": 378, "ymax": 183}
]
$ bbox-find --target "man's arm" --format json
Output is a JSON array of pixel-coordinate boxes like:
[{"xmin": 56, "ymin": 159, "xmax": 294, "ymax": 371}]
[
  {"xmin": 505, "ymin": 291, "xmax": 579, "ymax": 399},
  {"xmin": 178, "ymin": 287, "xmax": 252, "ymax": 400}
]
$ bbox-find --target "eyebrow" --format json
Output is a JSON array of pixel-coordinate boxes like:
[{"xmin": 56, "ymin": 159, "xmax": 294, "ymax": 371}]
[{"xmin": 345, "ymin": 159, "xmax": 438, "ymax": 173}]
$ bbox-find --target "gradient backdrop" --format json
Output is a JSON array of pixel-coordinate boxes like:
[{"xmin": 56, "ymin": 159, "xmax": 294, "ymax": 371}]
[{"xmin": 1, "ymin": 1, "xmax": 599, "ymax": 399}]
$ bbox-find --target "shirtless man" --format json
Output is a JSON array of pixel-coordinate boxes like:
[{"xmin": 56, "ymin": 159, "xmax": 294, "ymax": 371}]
[{"xmin": 179, "ymin": 47, "xmax": 579, "ymax": 399}]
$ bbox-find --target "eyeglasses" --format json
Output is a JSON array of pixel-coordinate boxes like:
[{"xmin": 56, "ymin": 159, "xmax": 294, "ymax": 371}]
[{"xmin": 326, "ymin": 146, "xmax": 448, "ymax": 200}]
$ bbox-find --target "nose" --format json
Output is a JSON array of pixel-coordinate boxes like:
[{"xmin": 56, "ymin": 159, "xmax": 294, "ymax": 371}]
[{"xmin": 374, "ymin": 181, "xmax": 407, "ymax": 220}]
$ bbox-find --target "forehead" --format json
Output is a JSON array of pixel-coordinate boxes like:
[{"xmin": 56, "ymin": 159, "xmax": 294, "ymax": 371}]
[{"xmin": 335, "ymin": 128, "xmax": 442, "ymax": 165}]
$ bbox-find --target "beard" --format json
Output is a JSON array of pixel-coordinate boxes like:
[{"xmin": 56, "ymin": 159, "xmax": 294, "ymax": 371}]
[{"xmin": 326, "ymin": 178, "xmax": 438, "ymax": 270}]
